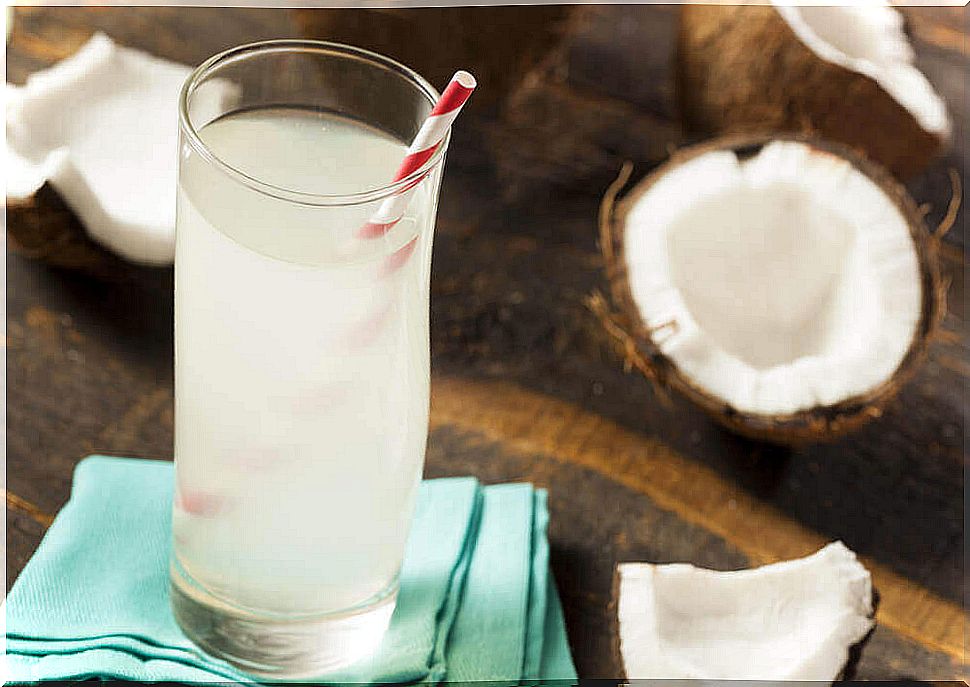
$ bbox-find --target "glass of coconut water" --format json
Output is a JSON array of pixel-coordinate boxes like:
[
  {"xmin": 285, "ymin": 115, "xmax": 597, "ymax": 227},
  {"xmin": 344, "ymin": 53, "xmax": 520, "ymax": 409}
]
[{"xmin": 171, "ymin": 41, "xmax": 447, "ymax": 678}]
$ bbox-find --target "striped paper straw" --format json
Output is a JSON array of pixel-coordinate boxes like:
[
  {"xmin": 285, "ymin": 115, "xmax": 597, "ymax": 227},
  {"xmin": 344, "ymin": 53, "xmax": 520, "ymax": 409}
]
[{"xmin": 359, "ymin": 70, "xmax": 476, "ymax": 239}]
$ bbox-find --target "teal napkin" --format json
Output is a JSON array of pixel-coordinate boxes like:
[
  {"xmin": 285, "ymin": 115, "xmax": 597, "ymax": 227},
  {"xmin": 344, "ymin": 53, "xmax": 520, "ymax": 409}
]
[{"xmin": 4, "ymin": 455, "xmax": 577, "ymax": 683}]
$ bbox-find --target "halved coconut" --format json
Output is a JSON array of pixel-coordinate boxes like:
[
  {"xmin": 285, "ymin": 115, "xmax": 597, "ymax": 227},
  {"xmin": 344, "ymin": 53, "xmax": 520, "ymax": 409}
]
[
  {"xmin": 678, "ymin": 2, "xmax": 950, "ymax": 179},
  {"xmin": 6, "ymin": 32, "xmax": 235, "ymax": 271},
  {"xmin": 612, "ymin": 542, "xmax": 875, "ymax": 680},
  {"xmin": 596, "ymin": 136, "xmax": 943, "ymax": 442}
]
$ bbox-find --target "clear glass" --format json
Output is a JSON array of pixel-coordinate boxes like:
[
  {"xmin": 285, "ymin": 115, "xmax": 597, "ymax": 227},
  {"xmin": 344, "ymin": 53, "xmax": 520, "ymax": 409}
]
[{"xmin": 170, "ymin": 40, "xmax": 447, "ymax": 678}]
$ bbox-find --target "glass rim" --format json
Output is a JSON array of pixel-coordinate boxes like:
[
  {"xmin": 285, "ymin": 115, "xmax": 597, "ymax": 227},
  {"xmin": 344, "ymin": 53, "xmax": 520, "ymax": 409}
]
[{"xmin": 178, "ymin": 39, "xmax": 448, "ymax": 207}]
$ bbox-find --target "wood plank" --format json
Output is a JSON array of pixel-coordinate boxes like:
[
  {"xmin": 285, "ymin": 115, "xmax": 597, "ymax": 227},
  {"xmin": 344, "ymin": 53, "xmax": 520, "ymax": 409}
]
[
  {"xmin": 562, "ymin": 5, "xmax": 680, "ymax": 119},
  {"xmin": 6, "ymin": 510, "xmax": 48, "ymax": 593},
  {"xmin": 10, "ymin": 422, "xmax": 961, "ymax": 677},
  {"xmin": 7, "ymin": 6, "xmax": 300, "ymax": 83},
  {"xmin": 425, "ymin": 423, "xmax": 750, "ymax": 677},
  {"xmin": 292, "ymin": 6, "xmax": 576, "ymax": 112},
  {"xmin": 4, "ymin": 5, "xmax": 966, "ymax": 679},
  {"xmin": 5, "ymin": 491, "xmax": 55, "ymax": 528},
  {"xmin": 5, "ymin": 253, "xmax": 175, "ymax": 514},
  {"xmin": 430, "ymin": 375, "xmax": 968, "ymax": 663},
  {"xmin": 425, "ymin": 419, "xmax": 965, "ymax": 679}
]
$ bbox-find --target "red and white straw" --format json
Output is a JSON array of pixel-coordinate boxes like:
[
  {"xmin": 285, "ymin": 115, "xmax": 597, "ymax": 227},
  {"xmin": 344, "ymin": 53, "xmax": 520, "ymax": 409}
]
[
  {"xmin": 175, "ymin": 75, "xmax": 478, "ymax": 507},
  {"xmin": 359, "ymin": 70, "xmax": 477, "ymax": 239}
]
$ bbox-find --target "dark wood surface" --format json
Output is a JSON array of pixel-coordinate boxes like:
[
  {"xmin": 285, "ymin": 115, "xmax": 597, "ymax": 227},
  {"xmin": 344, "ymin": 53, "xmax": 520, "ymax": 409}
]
[{"xmin": 6, "ymin": 6, "xmax": 968, "ymax": 679}]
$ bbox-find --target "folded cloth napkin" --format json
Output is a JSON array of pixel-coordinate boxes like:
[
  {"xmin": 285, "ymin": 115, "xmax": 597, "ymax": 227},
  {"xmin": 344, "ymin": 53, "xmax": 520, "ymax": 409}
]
[{"xmin": 4, "ymin": 456, "xmax": 577, "ymax": 683}]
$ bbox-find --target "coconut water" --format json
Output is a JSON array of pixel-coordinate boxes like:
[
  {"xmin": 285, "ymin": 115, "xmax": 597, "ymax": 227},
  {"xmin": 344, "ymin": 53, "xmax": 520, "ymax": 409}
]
[{"xmin": 173, "ymin": 108, "xmax": 434, "ymax": 615}]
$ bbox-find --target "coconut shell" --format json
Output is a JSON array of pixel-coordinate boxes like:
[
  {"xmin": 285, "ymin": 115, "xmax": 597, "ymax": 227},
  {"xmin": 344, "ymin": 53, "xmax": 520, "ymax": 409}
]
[
  {"xmin": 677, "ymin": 5, "xmax": 946, "ymax": 180},
  {"xmin": 597, "ymin": 135, "xmax": 944, "ymax": 444},
  {"xmin": 6, "ymin": 184, "xmax": 131, "ymax": 278},
  {"xmin": 608, "ymin": 566, "xmax": 628, "ymax": 681}
]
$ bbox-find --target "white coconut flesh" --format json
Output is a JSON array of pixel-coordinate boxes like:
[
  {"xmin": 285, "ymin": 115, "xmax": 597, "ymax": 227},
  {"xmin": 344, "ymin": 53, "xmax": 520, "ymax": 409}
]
[
  {"xmin": 773, "ymin": 1, "xmax": 950, "ymax": 139},
  {"xmin": 616, "ymin": 542, "xmax": 874, "ymax": 680},
  {"xmin": 5, "ymin": 33, "xmax": 236, "ymax": 265},
  {"xmin": 623, "ymin": 141, "xmax": 922, "ymax": 416}
]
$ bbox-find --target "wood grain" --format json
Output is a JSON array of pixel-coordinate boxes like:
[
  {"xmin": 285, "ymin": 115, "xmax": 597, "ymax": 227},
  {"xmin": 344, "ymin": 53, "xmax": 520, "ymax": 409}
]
[
  {"xmin": 4, "ymin": 491, "xmax": 55, "ymax": 528},
  {"xmin": 5, "ymin": 5, "xmax": 967, "ymax": 679},
  {"xmin": 430, "ymin": 376, "xmax": 968, "ymax": 663}
]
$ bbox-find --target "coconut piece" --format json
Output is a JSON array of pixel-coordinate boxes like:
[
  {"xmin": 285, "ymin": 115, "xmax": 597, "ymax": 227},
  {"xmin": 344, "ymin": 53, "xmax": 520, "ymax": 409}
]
[
  {"xmin": 614, "ymin": 542, "xmax": 875, "ymax": 680},
  {"xmin": 6, "ymin": 33, "xmax": 235, "ymax": 267},
  {"xmin": 596, "ymin": 136, "xmax": 943, "ymax": 442},
  {"xmin": 678, "ymin": 3, "xmax": 950, "ymax": 179}
]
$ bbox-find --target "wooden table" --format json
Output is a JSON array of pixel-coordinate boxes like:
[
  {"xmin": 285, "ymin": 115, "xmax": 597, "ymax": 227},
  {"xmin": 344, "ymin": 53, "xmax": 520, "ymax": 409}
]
[{"xmin": 6, "ymin": 6, "xmax": 968, "ymax": 679}]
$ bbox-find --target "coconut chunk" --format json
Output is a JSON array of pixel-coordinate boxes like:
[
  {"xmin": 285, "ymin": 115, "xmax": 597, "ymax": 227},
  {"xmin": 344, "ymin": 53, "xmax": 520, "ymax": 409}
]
[
  {"xmin": 622, "ymin": 140, "xmax": 922, "ymax": 417},
  {"xmin": 773, "ymin": 2, "xmax": 950, "ymax": 141},
  {"xmin": 6, "ymin": 33, "xmax": 234, "ymax": 265},
  {"xmin": 616, "ymin": 542, "xmax": 875, "ymax": 680},
  {"xmin": 678, "ymin": 5, "xmax": 950, "ymax": 179}
]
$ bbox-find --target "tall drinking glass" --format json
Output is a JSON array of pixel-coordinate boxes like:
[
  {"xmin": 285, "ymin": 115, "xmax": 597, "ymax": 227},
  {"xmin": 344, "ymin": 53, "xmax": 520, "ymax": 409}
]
[{"xmin": 171, "ymin": 41, "xmax": 447, "ymax": 678}]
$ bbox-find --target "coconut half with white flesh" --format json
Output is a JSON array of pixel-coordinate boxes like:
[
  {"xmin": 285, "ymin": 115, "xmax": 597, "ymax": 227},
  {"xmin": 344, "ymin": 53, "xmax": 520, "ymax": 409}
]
[
  {"xmin": 5, "ymin": 33, "xmax": 236, "ymax": 272},
  {"xmin": 596, "ymin": 137, "xmax": 942, "ymax": 442},
  {"xmin": 613, "ymin": 542, "xmax": 875, "ymax": 680},
  {"xmin": 678, "ymin": 2, "xmax": 950, "ymax": 179}
]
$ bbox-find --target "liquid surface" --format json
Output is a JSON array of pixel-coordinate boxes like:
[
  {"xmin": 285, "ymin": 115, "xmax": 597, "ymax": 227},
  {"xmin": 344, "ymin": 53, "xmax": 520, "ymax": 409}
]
[
  {"xmin": 183, "ymin": 108, "xmax": 424, "ymax": 266},
  {"xmin": 173, "ymin": 108, "xmax": 437, "ymax": 615},
  {"xmin": 200, "ymin": 108, "xmax": 405, "ymax": 197}
]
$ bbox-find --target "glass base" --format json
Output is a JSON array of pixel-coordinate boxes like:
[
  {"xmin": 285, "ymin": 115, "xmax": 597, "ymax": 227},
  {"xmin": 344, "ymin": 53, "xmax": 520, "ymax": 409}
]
[{"xmin": 170, "ymin": 562, "xmax": 397, "ymax": 679}]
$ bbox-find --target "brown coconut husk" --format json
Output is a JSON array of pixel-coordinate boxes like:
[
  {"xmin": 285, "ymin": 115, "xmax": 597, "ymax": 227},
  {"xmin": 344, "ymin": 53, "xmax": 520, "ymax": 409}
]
[
  {"xmin": 677, "ymin": 5, "xmax": 947, "ymax": 180},
  {"xmin": 6, "ymin": 184, "xmax": 131, "ymax": 278},
  {"xmin": 593, "ymin": 135, "xmax": 946, "ymax": 444},
  {"xmin": 608, "ymin": 566, "xmax": 628, "ymax": 680}
]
